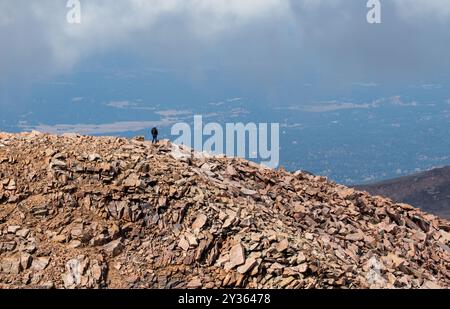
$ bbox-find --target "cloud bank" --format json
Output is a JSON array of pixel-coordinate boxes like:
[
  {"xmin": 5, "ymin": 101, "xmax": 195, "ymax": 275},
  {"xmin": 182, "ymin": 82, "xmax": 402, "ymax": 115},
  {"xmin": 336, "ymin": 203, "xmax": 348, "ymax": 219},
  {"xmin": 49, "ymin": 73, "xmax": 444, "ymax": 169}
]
[{"xmin": 1, "ymin": 0, "xmax": 450, "ymax": 92}]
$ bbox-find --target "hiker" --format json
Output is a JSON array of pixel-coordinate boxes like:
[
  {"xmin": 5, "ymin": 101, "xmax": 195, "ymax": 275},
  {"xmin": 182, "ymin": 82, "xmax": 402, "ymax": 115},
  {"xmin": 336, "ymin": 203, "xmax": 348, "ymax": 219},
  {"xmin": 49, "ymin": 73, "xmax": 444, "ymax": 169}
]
[{"xmin": 151, "ymin": 127, "xmax": 159, "ymax": 144}]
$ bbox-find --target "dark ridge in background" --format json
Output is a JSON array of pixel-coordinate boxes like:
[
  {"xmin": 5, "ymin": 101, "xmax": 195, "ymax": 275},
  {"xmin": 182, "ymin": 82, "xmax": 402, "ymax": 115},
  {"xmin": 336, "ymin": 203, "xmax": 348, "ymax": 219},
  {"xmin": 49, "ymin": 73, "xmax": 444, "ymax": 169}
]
[{"xmin": 356, "ymin": 166, "xmax": 450, "ymax": 220}]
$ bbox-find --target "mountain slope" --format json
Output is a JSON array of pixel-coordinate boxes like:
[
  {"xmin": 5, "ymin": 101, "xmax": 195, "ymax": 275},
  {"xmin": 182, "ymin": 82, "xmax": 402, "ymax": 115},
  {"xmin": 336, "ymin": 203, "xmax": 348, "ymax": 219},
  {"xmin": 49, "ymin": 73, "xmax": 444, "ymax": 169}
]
[
  {"xmin": 356, "ymin": 167, "xmax": 450, "ymax": 220},
  {"xmin": 0, "ymin": 131, "xmax": 449, "ymax": 289}
]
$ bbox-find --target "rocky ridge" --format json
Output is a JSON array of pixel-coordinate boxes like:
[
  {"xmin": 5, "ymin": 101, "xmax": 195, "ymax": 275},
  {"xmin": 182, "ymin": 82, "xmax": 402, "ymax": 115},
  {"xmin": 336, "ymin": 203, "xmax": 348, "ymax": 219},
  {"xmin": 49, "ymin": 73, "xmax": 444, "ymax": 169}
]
[{"xmin": 0, "ymin": 131, "xmax": 449, "ymax": 289}]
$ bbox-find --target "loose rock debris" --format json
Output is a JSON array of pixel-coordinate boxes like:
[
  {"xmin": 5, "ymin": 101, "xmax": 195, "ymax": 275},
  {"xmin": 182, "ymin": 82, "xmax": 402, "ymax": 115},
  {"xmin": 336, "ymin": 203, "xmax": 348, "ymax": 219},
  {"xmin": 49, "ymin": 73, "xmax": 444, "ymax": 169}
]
[{"xmin": 0, "ymin": 131, "xmax": 449, "ymax": 289}]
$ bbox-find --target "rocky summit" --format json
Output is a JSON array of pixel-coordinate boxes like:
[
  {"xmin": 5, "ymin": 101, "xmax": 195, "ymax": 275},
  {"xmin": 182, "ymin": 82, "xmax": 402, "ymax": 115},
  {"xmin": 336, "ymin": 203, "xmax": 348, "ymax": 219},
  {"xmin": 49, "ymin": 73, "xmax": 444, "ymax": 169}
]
[{"xmin": 0, "ymin": 131, "xmax": 449, "ymax": 289}]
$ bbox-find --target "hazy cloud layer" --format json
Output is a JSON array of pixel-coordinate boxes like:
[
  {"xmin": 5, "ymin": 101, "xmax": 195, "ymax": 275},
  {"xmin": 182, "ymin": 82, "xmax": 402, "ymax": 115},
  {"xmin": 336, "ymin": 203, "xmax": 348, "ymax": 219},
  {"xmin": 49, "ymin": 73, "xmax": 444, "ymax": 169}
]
[
  {"xmin": 1, "ymin": 0, "xmax": 450, "ymax": 94},
  {"xmin": 19, "ymin": 120, "xmax": 174, "ymax": 135},
  {"xmin": 284, "ymin": 96, "xmax": 420, "ymax": 113}
]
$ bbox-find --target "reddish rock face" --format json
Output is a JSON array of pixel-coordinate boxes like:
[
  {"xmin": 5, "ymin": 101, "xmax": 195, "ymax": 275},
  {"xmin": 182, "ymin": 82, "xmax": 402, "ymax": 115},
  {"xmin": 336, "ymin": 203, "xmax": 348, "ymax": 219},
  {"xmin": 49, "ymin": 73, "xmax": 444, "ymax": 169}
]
[
  {"xmin": 0, "ymin": 131, "xmax": 449, "ymax": 289},
  {"xmin": 229, "ymin": 244, "xmax": 246, "ymax": 268}
]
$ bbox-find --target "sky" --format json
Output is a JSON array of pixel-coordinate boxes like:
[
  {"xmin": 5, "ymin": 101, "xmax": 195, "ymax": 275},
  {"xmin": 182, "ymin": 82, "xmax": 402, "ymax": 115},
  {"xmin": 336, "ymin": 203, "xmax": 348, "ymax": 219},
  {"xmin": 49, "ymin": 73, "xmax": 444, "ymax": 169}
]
[
  {"xmin": 1, "ymin": 0, "xmax": 450, "ymax": 184},
  {"xmin": 2, "ymin": 1, "xmax": 450, "ymax": 86}
]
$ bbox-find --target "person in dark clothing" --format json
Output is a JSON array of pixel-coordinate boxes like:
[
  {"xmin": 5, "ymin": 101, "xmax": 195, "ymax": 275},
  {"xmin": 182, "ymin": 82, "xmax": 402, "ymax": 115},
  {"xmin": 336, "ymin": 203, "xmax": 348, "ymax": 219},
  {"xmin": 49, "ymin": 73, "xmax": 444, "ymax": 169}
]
[{"xmin": 151, "ymin": 127, "xmax": 159, "ymax": 144}]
